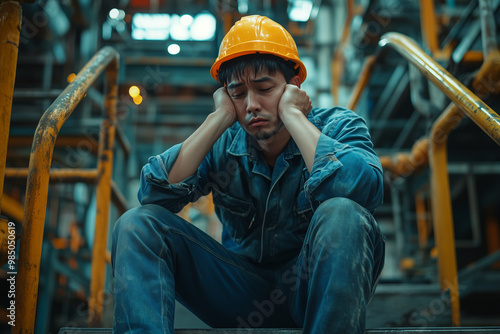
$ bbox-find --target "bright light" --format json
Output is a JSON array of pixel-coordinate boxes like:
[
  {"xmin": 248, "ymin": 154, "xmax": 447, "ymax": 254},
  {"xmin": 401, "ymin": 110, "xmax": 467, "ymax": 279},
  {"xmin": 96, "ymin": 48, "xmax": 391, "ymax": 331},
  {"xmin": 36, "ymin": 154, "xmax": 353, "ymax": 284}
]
[
  {"xmin": 167, "ymin": 43, "xmax": 180, "ymax": 55},
  {"xmin": 132, "ymin": 13, "xmax": 170, "ymax": 40},
  {"xmin": 109, "ymin": 8, "xmax": 126, "ymax": 20},
  {"xmin": 180, "ymin": 14, "xmax": 193, "ymax": 26},
  {"xmin": 170, "ymin": 15, "xmax": 189, "ymax": 40},
  {"xmin": 117, "ymin": 9, "xmax": 126, "ymax": 20},
  {"xmin": 131, "ymin": 12, "xmax": 216, "ymax": 41},
  {"xmin": 289, "ymin": 0, "xmax": 313, "ymax": 22},
  {"xmin": 190, "ymin": 13, "xmax": 216, "ymax": 41},
  {"xmin": 109, "ymin": 8, "xmax": 119, "ymax": 19},
  {"xmin": 133, "ymin": 95, "xmax": 143, "ymax": 105},
  {"xmin": 67, "ymin": 73, "xmax": 76, "ymax": 83},
  {"xmin": 129, "ymin": 85, "xmax": 140, "ymax": 98}
]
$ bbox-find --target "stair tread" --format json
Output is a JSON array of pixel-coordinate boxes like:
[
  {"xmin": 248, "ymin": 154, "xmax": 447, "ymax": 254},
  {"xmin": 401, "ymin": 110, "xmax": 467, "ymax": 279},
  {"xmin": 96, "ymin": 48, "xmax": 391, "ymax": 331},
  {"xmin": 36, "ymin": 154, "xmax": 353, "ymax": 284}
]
[{"xmin": 58, "ymin": 327, "xmax": 500, "ymax": 333}]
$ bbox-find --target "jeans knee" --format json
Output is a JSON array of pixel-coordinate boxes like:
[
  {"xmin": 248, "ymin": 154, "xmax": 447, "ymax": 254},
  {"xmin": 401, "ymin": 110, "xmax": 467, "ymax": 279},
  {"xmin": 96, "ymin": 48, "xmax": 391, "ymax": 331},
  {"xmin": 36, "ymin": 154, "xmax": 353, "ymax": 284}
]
[
  {"xmin": 314, "ymin": 197, "xmax": 366, "ymax": 225},
  {"xmin": 315, "ymin": 197, "xmax": 362, "ymax": 219},
  {"xmin": 113, "ymin": 204, "xmax": 174, "ymax": 243},
  {"xmin": 308, "ymin": 197, "xmax": 374, "ymax": 243}
]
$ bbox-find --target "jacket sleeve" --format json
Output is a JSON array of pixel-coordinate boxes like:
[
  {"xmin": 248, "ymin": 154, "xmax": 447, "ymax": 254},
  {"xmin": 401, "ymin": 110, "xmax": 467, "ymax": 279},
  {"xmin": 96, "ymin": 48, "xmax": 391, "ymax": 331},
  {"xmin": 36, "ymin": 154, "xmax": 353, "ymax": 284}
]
[
  {"xmin": 304, "ymin": 110, "xmax": 383, "ymax": 212},
  {"xmin": 137, "ymin": 143, "xmax": 212, "ymax": 213}
]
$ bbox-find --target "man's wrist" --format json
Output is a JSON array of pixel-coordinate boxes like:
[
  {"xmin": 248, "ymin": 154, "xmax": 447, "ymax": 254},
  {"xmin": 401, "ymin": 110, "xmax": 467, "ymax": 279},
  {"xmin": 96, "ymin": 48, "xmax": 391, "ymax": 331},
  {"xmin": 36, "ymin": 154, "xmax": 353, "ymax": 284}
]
[
  {"xmin": 280, "ymin": 107, "xmax": 305, "ymax": 125},
  {"xmin": 210, "ymin": 109, "xmax": 235, "ymax": 130}
]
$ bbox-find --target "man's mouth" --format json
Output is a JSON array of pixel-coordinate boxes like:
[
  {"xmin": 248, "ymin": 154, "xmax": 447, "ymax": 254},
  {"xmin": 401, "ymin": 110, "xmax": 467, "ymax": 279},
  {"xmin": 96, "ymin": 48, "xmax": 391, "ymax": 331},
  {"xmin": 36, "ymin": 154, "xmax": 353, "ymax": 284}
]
[{"xmin": 248, "ymin": 117, "xmax": 268, "ymax": 127}]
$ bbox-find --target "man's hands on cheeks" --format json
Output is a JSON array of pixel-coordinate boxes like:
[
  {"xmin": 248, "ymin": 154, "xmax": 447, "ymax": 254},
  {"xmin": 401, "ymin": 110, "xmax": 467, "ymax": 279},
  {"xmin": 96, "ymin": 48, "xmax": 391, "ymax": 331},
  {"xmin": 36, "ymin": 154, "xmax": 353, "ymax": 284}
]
[
  {"xmin": 213, "ymin": 87, "xmax": 237, "ymax": 128},
  {"xmin": 278, "ymin": 84, "xmax": 312, "ymax": 120},
  {"xmin": 277, "ymin": 83, "xmax": 319, "ymax": 173}
]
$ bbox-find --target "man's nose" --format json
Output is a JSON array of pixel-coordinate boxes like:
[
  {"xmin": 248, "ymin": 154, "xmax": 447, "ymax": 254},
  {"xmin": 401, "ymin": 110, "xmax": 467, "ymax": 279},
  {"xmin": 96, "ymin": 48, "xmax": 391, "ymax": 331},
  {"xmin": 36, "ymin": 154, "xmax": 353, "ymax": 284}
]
[{"xmin": 246, "ymin": 91, "xmax": 261, "ymax": 114}]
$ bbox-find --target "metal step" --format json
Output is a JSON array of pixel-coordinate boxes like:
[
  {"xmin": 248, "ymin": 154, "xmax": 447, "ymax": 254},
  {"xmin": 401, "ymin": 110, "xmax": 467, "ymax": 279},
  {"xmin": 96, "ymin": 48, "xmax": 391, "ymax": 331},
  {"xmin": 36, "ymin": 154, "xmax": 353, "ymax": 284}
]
[{"xmin": 58, "ymin": 327, "xmax": 500, "ymax": 333}]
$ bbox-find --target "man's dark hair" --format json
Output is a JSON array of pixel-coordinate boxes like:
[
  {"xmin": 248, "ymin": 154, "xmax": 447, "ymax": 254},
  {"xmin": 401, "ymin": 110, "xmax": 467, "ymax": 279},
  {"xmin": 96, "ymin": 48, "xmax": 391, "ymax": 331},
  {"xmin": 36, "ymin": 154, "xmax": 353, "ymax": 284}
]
[{"xmin": 217, "ymin": 53, "xmax": 300, "ymax": 85}]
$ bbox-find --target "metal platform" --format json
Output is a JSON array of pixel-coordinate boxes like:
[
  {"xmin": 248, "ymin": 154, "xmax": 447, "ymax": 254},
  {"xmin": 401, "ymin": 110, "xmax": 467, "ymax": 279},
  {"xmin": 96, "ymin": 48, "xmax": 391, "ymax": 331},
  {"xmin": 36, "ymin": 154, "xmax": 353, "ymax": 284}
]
[{"xmin": 58, "ymin": 327, "xmax": 500, "ymax": 333}]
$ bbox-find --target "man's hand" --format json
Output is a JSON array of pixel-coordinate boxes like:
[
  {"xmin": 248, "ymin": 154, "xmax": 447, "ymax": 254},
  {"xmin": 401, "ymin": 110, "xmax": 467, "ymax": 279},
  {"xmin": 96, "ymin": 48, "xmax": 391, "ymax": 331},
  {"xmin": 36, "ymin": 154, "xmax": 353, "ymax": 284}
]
[
  {"xmin": 213, "ymin": 87, "xmax": 237, "ymax": 127},
  {"xmin": 277, "ymin": 84, "xmax": 318, "ymax": 173},
  {"xmin": 278, "ymin": 84, "xmax": 312, "ymax": 118}
]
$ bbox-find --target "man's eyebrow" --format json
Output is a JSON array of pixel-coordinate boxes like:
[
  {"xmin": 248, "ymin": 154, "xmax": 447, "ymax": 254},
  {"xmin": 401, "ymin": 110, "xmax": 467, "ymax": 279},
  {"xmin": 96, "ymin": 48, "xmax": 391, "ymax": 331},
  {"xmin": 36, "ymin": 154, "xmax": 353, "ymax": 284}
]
[
  {"xmin": 252, "ymin": 76, "xmax": 272, "ymax": 83},
  {"xmin": 227, "ymin": 76, "xmax": 273, "ymax": 89},
  {"xmin": 227, "ymin": 82, "xmax": 242, "ymax": 89}
]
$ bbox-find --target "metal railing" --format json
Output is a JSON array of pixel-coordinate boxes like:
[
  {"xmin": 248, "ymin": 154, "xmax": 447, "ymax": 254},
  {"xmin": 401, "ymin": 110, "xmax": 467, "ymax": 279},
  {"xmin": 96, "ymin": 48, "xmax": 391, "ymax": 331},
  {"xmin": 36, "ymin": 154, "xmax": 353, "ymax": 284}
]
[
  {"xmin": 0, "ymin": 1, "xmax": 22, "ymax": 232},
  {"xmin": 12, "ymin": 46, "xmax": 120, "ymax": 333},
  {"xmin": 346, "ymin": 27, "xmax": 500, "ymax": 326}
]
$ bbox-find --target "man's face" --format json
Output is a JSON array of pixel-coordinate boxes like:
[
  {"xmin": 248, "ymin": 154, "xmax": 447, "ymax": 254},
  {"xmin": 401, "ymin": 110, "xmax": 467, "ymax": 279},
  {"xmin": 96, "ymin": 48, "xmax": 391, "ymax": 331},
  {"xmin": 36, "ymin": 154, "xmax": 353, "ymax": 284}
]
[{"xmin": 226, "ymin": 67, "xmax": 287, "ymax": 141}]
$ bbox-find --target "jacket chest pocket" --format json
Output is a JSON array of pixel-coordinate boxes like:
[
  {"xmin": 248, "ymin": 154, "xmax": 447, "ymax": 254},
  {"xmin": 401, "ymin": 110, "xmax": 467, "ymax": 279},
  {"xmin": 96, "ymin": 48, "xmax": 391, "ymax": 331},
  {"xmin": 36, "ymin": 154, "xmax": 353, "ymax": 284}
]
[{"xmin": 212, "ymin": 189, "xmax": 255, "ymax": 243}]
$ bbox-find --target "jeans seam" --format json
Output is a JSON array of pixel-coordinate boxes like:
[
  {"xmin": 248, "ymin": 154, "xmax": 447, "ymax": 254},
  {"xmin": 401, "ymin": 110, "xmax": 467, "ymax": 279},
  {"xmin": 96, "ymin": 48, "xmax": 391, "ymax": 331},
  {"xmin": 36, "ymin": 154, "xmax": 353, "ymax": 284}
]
[{"xmin": 158, "ymin": 241, "xmax": 169, "ymax": 334}]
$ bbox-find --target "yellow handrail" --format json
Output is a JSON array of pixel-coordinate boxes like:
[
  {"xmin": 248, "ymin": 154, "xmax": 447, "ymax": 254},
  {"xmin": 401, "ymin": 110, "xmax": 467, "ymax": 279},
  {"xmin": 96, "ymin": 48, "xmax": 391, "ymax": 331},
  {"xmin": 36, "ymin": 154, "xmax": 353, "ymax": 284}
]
[
  {"xmin": 378, "ymin": 33, "xmax": 500, "ymax": 146},
  {"xmin": 0, "ymin": 1, "xmax": 21, "ymax": 217},
  {"xmin": 347, "ymin": 31, "xmax": 500, "ymax": 327},
  {"xmin": 380, "ymin": 32, "xmax": 500, "ymax": 326},
  {"xmin": 14, "ymin": 46, "xmax": 119, "ymax": 333},
  {"xmin": 429, "ymin": 102, "xmax": 465, "ymax": 326}
]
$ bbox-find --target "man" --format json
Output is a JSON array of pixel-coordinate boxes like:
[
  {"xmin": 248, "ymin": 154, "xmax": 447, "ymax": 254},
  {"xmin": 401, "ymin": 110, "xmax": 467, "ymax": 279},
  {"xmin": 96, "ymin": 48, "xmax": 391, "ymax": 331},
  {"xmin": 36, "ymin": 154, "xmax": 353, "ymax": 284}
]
[{"xmin": 112, "ymin": 15, "xmax": 385, "ymax": 334}]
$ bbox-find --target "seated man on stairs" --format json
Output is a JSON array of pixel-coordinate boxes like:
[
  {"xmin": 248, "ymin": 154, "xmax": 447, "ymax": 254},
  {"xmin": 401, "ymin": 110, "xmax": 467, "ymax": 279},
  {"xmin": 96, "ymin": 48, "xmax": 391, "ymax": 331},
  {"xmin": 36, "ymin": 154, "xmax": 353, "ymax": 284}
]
[{"xmin": 112, "ymin": 15, "xmax": 385, "ymax": 334}]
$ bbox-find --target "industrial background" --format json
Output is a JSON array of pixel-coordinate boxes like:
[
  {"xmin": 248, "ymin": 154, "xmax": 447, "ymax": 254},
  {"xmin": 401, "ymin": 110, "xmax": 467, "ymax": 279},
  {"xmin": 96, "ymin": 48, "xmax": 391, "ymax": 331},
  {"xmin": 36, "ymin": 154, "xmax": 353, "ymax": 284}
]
[{"xmin": 1, "ymin": 0, "xmax": 500, "ymax": 333}]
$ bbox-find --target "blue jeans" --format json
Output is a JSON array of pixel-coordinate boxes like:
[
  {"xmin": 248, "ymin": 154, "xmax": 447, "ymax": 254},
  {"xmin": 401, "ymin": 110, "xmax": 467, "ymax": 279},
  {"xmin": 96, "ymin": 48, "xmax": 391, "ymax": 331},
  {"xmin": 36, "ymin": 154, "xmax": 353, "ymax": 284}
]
[{"xmin": 111, "ymin": 197, "xmax": 385, "ymax": 333}]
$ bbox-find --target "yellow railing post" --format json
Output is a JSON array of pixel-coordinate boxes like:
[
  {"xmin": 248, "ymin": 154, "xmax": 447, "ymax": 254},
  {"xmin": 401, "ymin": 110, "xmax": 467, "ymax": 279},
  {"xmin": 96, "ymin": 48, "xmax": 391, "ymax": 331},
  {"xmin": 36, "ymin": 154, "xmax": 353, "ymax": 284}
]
[
  {"xmin": 429, "ymin": 103, "xmax": 465, "ymax": 326},
  {"xmin": 14, "ymin": 47, "xmax": 119, "ymax": 334},
  {"xmin": 419, "ymin": 0, "xmax": 439, "ymax": 55},
  {"xmin": 347, "ymin": 55, "xmax": 376, "ymax": 111},
  {"xmin": 0, "ymin": 1, "xmax": 21, "ymax": 215},
  {"xmin": 331, "ymin": 0, "xmax": 354, "ymax": 106},
  {"xmin": 89, "ymin": 55, "xmax": 118, "ymax": 327}
]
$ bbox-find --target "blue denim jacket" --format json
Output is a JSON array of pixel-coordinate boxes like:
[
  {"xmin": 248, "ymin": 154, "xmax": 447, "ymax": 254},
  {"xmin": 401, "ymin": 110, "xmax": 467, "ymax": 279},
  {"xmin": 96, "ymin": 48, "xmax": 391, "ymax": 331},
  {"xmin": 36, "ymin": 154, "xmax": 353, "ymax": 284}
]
[{"xmin": 138, "ymin": 107, "xmax": 383, "ymax": 264}]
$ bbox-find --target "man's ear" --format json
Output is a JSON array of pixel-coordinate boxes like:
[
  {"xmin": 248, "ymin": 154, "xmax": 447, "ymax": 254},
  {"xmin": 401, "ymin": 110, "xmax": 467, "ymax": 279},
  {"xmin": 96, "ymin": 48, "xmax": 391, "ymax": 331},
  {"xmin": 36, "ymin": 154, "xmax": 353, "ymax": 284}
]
[{"xmin": 290, "ymin": 75, "xmax": 301, "ymax": 88}]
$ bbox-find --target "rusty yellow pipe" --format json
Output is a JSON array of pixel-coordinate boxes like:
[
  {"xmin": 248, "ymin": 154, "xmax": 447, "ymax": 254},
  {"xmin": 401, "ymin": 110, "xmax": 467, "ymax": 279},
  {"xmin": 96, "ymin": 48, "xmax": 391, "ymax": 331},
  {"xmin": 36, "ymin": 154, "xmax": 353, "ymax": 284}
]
[
  {"xmin": 419, "ymin": 0, "xmax": 439, "ymax": 55},
  {"xmin": 331, "ymin": 0, "xmax": 354, "ymax": 106},
  {"xmin": 379, "ymin": 33, "xmax": 500, "ymax": 146},
  {"xmin": 378, "ymin": 138, "xmax": 429, "ymax": 177},
  {"xmin": 0, "ymin": 1, "xmax": 21, "ymax": 216},
  {"xmin": 429, "ymin": 103, "xmax": 465, "ymax": 326},
  {"xmin": 5, "ymin": 168, "xmax": 99, "ymax": 183},
  {"xmin": 379, "ymin": 33, "xmax": 500, "ymax": 327},
  {"xmin": 8, "ymin": 135, "xmax": 99, "ymax": 155},
  {"xmin": 14, "ymin": 46, "xmax": 119, "ymax": 334},
  {"xmin": 427, "ymin": 1, "xmax": 500, "ymax": 326},
  {"xmin": 1, "ymin": 193, "xmax": 24, "ymax": 223},
  {"xmin": 347, "ymin": 55, "xmax": 376, "ymax": 111},
  {"xmin": 89, "ymin": 56, "xmax": 119, "ymax": 327}
]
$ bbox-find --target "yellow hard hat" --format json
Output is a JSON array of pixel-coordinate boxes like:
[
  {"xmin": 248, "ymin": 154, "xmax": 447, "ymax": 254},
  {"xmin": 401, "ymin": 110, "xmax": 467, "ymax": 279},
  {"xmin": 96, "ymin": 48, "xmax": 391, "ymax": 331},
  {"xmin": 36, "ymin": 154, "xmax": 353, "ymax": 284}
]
[{"xmin": 210, "ymin": 15, "xmax": 307, "ymax": 83}]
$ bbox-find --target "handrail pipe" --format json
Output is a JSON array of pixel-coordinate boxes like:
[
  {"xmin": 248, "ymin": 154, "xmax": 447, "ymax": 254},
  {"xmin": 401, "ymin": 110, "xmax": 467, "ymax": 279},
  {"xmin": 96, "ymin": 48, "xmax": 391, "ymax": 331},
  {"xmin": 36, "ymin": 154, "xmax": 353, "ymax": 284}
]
[
  {"xmin": 14, "ymin": 46, "xmax": 119, "ymax": 334},
  {"xmin": 381, "ymin": 32, "xmax": 500, "ymax": 327},
  {"xmin": 350, "ymin": 30, "xmax": 500, "ymax": 327},
  {"xmin": 378, "ymin": 33, "xmax": 500, "ymax": 145},
  {"xmin": 0, "ymin": 1, "xmax": 21, "ymax": 216}
]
